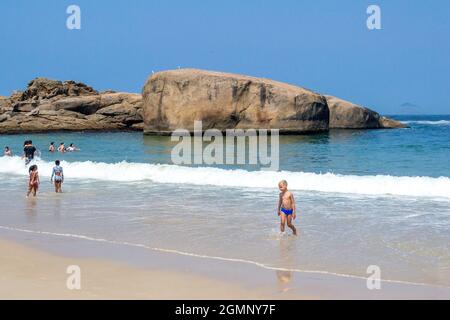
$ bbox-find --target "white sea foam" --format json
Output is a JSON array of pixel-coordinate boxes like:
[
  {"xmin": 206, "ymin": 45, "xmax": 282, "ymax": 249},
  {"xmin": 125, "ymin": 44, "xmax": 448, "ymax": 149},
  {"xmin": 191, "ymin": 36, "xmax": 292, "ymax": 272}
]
[
  {"xmin": 401, "ymin": 120, "xmax": 450, "ymax": 125},
  {"xmin": 1, "ymin": 156, "xmax": 449, "ymax": 198}
]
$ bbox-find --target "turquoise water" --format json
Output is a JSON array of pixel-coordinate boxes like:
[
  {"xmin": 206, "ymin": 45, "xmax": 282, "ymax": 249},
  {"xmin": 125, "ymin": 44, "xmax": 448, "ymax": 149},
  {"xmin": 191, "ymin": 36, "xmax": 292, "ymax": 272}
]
[
  {"xmin": 1, "ymin": 115, "xmax": 449, "ymax": 176},
  {"xmin": 0, "ymin": 115, "xmax": 449, "ymax": 286}
]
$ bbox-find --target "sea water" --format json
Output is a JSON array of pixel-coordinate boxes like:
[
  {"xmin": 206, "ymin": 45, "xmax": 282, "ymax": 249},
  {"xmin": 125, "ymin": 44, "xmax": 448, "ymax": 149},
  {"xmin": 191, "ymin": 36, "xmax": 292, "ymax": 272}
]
[{"xmin": 0, "ymin": 115, "xmax": 449, "ymax": 286}]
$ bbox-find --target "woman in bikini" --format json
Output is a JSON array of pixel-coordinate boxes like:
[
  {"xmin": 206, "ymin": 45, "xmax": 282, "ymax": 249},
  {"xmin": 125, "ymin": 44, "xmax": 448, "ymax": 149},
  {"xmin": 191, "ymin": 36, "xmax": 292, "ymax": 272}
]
[{"xmin": 27, "ymin": 165, "xmax": 40, "ymax": 197}]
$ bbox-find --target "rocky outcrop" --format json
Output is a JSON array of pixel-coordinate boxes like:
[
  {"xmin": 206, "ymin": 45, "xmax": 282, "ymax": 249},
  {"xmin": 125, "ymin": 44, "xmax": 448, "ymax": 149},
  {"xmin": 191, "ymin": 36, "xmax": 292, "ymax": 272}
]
[
  {"xmin": 326, "ymin": 96, "xmax": 406, "ymax": 129},
  {"xmin": 0, "ymin": 78, "xmax": 143, "ymax": 133},
  {"xmin": 142, "ymin": 69, "xmax": 329, "ymax": 134},
  {"xmin": 378, "ymin": 116, "xmax": 406, "ymax": 129},
  {"xmin": 0, "ymin": 72, "xmax": 406, "ymax": 134}
]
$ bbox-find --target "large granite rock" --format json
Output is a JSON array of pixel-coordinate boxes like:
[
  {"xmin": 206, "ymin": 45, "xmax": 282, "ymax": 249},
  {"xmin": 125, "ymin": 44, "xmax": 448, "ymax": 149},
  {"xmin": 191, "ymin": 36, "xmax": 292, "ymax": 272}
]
[
  {"xmin": 326, "ymin": 96, "xmax": 406, "ymax": 129},
  {"xmin": 0, "ymin": 78, "xmax": 143, "ymax": 133},
  {"xmin": 142, "ymin": 69, "xmax": 329, "ymax": 134},
  {"xmin": 0, "ymin": 72, "xmax": 406, "ymax": 134}
]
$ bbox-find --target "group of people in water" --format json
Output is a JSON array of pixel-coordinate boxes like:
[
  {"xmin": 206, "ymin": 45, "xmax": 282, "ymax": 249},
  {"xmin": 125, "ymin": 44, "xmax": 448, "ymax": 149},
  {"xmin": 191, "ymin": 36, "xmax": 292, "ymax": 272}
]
[
  {"xmin": 4, "ymin": 140, "xmax": 299, "ymax": 235},
  {"xmin": 2, "ymin": 140, "xmax": 79, "ymax": 198},
  {"xmin": 3, "ymin": 141, "xmax": 80, "ymax": 160},
  {"xmin": 48, "ymin": 142, "xmax": 80, "ymax": 153}
]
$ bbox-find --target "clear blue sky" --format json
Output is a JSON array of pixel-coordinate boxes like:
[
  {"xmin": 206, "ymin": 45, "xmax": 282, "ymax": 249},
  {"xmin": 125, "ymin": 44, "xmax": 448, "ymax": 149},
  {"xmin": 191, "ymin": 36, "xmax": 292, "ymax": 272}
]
[{"xmin": 0, "ymin": 0, "xmax": 449, "ymax": 114}]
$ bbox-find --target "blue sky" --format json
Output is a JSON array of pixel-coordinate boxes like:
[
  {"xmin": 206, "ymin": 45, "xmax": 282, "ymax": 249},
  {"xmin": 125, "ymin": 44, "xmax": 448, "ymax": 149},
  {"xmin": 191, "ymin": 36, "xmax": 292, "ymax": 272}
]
[{"xmin": 0, "ymin": 0, "xmax": 449, "ymax": 114}]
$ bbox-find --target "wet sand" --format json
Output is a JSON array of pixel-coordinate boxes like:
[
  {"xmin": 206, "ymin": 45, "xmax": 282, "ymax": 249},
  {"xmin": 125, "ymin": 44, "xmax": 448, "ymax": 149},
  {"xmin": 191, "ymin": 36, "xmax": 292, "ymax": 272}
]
[
  {"xmin": 0, "ymin": 239, "xmax": 293, "ymax": 300},
  {"xmin": 1, "ymin": 230, "xmax": 449, "ymax": 300}
]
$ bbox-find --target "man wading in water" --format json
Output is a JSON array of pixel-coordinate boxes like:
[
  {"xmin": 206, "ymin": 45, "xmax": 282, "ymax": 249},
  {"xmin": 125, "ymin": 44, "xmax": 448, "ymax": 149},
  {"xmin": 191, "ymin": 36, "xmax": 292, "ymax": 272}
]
[{"xmin": 23, "ymin": 140, "xmax": 37, "ymax": 165}]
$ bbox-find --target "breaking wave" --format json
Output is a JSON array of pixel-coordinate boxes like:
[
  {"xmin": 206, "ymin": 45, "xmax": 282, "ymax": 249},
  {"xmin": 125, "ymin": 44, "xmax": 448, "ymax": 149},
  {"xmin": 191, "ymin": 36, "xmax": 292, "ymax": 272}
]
[
  {"xmin": 1, "ymin": 156, "xmax": 449, "ymax": 198},
  {"xmin": 401, "ymin": 120, "xmax": 450, "ymax": 126}
]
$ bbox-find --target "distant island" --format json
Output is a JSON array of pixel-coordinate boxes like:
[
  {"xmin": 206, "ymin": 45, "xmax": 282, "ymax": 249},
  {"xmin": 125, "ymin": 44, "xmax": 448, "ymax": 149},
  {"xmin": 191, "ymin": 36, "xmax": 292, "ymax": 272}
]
[
  {"xmin": 396, "ymin": 102, "xmax": 423, "ymax": 115},
  {"xmin": 0, "ymin": 69, "xmax": 405, "ymax": 134}
]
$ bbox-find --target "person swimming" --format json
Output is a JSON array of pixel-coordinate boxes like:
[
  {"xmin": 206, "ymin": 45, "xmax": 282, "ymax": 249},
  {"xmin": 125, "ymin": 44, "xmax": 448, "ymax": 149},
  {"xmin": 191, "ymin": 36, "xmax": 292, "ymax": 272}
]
[
  {"xmin": 49, "ymin": 142, "xmax": 55, "ymax": 152},
  {"xmin": 4, "ymin": 146, "xmax": 12, "ymax": 156},
  {"xmin": 66, "ymin": 143, "xmax": 80, "ymax": 152},
  {"xmin": 58, "ymin": 142, "xmax": 66, "ymax": 153}
]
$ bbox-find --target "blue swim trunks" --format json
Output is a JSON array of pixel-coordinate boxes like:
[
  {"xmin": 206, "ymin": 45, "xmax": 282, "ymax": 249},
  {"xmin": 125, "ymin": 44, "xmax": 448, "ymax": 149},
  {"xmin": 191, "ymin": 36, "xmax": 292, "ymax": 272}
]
[{"xmin": 281, "ymin": 207, "xmax": 293, "ymax": 215}]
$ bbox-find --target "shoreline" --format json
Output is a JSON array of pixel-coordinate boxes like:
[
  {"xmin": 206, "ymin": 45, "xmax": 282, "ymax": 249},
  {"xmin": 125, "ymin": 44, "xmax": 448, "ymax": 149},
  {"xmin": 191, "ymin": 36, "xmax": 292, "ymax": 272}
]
[
  {"xmin": 1, "ymin": 224, "xmax": 447, "ymax": 290},
  {"xmin": 0, "ymin": 239, "xmax": 276, "ymax": 300},
  {"xmin": 1, "ymin": 227, "xmax": 449, "ymax": 300}
]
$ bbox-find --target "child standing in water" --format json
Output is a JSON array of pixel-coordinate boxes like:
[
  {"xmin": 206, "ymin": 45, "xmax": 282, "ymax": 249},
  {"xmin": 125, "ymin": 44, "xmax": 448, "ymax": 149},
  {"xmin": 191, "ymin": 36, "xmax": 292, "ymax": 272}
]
[
  {"xmin": 27, "ymin": 165, "xmax": 40, "ymax": 197},
  {"xmin": 277, "ymin": 180, "xmax": 297, "ymax": 236},
  {"xmin": 51, "ymin": 160, "xmax": 64, "ymax": 193}
]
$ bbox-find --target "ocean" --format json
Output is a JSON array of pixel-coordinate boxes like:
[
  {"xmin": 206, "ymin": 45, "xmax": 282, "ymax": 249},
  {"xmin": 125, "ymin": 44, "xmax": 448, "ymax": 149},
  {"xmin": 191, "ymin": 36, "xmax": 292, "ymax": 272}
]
[{"xmin": 0, "ymin": 115, "xmax": 449, "ymax": 287}]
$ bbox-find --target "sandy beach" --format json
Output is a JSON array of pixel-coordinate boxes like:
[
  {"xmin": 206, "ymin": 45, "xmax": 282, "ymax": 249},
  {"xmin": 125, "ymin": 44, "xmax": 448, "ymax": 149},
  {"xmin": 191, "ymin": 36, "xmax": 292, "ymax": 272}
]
[
  {"xmin": 1, "ymin": 231, "xmax": 449, "ymax": 300},
  {"xmin": 1, "ymin": 0, "xmax": 449, "ymax": 304},
  {"xmin": 0, "ymin": 239, "xmax": 288, "ymax": 300}
]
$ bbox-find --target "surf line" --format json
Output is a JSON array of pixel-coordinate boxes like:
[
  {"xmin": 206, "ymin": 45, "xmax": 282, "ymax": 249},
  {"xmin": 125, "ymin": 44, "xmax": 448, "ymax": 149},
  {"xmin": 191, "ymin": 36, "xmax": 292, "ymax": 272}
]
[{"xmin": 0, "ymin": 224, "xmax": 446, "ymax": 289}]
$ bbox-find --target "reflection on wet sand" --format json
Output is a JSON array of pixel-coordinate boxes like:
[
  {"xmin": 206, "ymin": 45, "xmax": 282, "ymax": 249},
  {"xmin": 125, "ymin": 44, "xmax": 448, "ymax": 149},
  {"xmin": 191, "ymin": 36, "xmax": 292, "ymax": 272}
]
[
  {"xmin": 25, "ymin": 197, "xmax": 37, "ymax": 221},
  {"xmin": 276, "ymin": 270, "xmax": 292, "ymax": 287},
  {"xmin": 52, "ymin": 195, "xmax": 62, "ymax": 219},
  {"xmin": 276, "ymin": 235, "xmax": 297, "ymax": 293}
]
